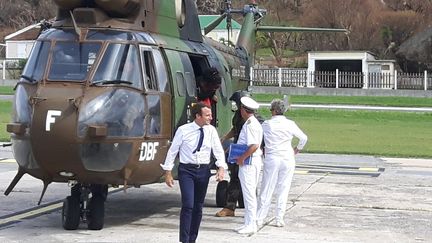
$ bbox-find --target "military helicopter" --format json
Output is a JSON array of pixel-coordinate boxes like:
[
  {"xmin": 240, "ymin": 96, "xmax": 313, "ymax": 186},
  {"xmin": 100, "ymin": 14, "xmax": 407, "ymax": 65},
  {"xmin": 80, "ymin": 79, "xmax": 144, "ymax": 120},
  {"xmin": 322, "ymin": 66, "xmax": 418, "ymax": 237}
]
[{"xmin": 4, "ymin": 0, "xmax": 345, "ymax": 230}]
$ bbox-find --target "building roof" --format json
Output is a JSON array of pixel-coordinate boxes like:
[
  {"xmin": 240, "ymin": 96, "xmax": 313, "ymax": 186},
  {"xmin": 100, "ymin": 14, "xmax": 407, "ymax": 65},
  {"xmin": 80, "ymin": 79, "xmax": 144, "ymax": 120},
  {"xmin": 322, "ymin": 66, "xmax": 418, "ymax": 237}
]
[
  {"xmin": 198, "ymin": 15, "xmax": 241, "ymax": 31},
  {"xmin": 5, "ymin": 22, "xmax": 41, "ymax": 41}
]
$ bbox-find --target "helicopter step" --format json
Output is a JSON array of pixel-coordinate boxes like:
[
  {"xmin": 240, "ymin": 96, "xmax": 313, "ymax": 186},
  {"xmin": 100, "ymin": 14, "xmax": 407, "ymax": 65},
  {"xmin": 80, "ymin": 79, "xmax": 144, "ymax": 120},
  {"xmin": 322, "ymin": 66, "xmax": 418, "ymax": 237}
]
[{"xmin": 62, "ymin": 183, "xmax": 108, "ymax": 230}]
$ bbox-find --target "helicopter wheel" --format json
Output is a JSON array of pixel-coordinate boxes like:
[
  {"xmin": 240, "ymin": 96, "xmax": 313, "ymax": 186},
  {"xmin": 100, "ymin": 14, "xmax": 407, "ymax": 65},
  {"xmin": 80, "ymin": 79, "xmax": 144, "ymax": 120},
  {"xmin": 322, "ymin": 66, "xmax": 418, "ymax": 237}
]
[
  {"xmin": 86, "ymin": 194, "xmax": 105, "ymax": 230},
  {"xmin": 86, "ymin": 185, "xmax": 107, "ymax": 230},
  {"xmin": 216, "ymin": 180, "xmax": 228, "ymax": 207},
  {"xmin": 62, "ymin": 196, "xmax": 80, "ymax": 230}
]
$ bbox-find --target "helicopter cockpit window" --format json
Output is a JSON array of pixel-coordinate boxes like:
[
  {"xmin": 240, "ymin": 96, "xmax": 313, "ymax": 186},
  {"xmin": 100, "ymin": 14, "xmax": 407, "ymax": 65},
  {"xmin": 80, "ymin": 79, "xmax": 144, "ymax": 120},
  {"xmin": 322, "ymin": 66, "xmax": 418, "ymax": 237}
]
[
  {"xmin": 92, "ymin": 43, "xmax": 143, "ymax": 89},
  {"xmin": 48, "ymin": 42, "xmax": 101, "ymax": 81},
  {"xmin": 20, "ymin": 41, "xmax": 50, "ymax": 83},
  {"xmin": 78, "ymin": 90, "xmax": 145, "ymax": 138},
  {"xmin": 39, "ymin": 29, "xmax": 77, "ymax": 40},
  {"xmin": 86, "ymin": 30, "xmax": 135, "ymax": 41}
]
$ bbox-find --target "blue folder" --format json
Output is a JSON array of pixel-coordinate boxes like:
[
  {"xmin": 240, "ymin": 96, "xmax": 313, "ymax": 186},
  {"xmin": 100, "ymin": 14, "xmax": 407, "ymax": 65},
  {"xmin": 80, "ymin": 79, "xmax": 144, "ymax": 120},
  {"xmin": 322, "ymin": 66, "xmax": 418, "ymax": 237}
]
[{"xmin": 228, "ymin": 144, "xmax": 251, "ymax": 165}]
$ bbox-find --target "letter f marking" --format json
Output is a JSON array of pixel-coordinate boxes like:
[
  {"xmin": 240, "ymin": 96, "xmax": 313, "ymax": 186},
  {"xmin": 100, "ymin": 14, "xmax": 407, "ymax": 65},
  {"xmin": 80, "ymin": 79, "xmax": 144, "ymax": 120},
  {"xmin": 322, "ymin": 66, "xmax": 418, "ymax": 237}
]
[{"xmin": 46, "ymin": 110, "xmax": 62, "ymax": 131}]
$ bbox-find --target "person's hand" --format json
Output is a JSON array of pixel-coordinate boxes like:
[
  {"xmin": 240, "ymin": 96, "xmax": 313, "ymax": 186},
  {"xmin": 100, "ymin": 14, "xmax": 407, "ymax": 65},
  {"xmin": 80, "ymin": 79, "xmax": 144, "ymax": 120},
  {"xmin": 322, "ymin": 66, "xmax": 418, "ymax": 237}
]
[
  {"xmin": 165, "ymin": 171, "xmax": 174, "ymax": 187},
  {"xmin": 215, "ymin": 167, "xmax": 225, "ymax": 181},
  {"xmin": 294, "ymin": 147, "xmax": 300, "ymax": 155},
  {"xmin": 236, "ymin": 157, "xmax": 244, "ymax": 166}
]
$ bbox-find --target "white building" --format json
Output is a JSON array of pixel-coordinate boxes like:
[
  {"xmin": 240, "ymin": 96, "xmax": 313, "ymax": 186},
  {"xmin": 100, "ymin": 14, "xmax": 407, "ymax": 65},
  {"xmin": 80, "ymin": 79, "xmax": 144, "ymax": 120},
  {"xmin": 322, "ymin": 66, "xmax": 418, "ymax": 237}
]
[
  {"xmin": 5, "ymin": 22, "xmax": 41, "ymax": 59},
  {"xmin": 307, "ymin": 51, "xmax": 396, "ymax": 88},
  {"xmin": 199, "ymin": 15, "xmax": 241, "ymax": 44}
]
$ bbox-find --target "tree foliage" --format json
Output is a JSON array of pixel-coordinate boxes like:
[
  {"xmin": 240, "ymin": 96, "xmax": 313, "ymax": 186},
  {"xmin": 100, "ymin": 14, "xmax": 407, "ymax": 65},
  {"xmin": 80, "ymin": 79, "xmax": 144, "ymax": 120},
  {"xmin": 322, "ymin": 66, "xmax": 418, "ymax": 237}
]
[
  {"xmin": 0, "ymin": 0, "xmax": 56, "ymax": 29},
  {"xmin": 0, "ymin": 0, "xmax": 431, "ymax": 68}
]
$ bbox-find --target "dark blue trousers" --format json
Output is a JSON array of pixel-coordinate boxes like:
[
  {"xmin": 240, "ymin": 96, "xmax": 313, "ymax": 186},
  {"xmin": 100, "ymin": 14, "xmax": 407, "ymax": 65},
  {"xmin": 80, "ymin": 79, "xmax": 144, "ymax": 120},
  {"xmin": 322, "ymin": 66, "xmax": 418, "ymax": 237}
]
[{"xmin": 178, "ymin": 163, "xmax": 211, "ymax": 243}]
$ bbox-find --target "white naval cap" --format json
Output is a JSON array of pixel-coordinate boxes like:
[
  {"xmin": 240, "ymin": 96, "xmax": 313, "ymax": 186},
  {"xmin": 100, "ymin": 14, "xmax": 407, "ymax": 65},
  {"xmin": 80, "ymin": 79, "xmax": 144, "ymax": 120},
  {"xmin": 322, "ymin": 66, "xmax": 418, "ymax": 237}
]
[{"xmin": 240, "ymin": 96, "xmax": 259, "ymax": 111}]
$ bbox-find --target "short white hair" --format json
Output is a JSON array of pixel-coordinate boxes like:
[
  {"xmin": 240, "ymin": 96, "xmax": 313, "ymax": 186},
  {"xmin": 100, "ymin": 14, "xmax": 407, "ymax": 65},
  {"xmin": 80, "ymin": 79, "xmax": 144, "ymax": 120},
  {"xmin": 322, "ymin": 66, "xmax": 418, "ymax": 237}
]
[{"xmin": 270, "ymin": 99, "xmax": 286, "ymax": 115}]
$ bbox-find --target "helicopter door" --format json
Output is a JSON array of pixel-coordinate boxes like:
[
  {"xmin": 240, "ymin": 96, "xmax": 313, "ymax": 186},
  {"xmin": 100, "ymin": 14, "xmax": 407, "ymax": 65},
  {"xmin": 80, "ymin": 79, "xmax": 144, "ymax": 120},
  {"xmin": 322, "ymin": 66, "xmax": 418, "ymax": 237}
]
[
  {"xmin": 163, "ymin": 50, "xmax": 197, "ymax": 130},
  {"xmin": 140, "ymin": 45, "xmax": 171, "ymax": 138},
  {"xmin": 187, "ymin": 54, "xmax": 219, "ymax": 126},
  {"xmin": 137, "ymin": 46, "xmax": 172, "ymax": 178}
]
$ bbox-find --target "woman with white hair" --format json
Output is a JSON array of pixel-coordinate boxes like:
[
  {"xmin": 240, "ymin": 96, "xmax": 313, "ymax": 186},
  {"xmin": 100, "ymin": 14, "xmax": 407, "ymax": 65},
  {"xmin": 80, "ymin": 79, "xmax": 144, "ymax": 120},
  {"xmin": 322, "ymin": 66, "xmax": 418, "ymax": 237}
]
[{"xmin": 257, "ymin": 98, "xmax": 308, "ymax": 227}]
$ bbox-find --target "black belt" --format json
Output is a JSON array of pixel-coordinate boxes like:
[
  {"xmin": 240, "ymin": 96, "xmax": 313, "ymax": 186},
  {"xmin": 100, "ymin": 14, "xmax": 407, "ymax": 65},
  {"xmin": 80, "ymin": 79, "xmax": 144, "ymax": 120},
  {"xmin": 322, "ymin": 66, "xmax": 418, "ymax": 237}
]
[{"xmin": 180, "ymin": 163, "xmax": 209, "ymax": 169}]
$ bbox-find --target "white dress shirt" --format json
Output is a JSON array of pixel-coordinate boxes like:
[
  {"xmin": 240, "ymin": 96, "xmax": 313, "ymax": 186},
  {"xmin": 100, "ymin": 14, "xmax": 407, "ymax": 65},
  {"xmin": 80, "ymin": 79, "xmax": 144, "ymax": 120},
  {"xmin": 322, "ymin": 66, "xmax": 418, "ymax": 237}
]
[
  {"xmin": 262, "ymin": 115, "xmax": 308, "ymax": 157},
  {"xmin": 160, "ymin": 121, "xmax": 227, "ymax": 171}
]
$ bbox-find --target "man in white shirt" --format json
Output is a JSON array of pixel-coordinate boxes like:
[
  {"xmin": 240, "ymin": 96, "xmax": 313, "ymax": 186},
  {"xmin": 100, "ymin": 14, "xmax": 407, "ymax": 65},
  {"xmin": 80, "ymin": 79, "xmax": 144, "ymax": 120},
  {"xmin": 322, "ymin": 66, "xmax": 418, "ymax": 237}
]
[
  {"xmin": 161, "ymin": 102, "xmax": 227, "ymax": 243},
  {"xmin": 235, "ymin": 96, "xmax": 263, "ymax": 234},
  {"xmin": 257, "ymin": 99, "xmax": 308, "ymax": 228}
]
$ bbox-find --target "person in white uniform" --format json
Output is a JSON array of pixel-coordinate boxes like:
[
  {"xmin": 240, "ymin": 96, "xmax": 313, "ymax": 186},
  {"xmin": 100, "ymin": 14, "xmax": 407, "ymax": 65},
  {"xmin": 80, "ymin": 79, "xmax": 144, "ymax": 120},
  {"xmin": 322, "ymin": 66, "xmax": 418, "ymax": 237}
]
[
  {"xmin": 257, "ymin": 99, "xmax": 308, "ymax": 228},
  {"xmin": 235, "ymin": 96, "xmax": 263, "ymax": 234}
]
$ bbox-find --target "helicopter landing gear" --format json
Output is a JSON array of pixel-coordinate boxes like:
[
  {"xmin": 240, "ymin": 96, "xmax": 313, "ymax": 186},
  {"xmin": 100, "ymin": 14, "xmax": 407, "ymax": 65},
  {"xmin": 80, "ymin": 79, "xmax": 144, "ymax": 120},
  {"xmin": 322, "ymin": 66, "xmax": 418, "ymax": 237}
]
[
  {"xmin": 86, "ymin": 184, "xmax": 107, "ymax": 230},
  {"xmin": 61, "ymin": 183, "xmax": 108, "ymax": 230},
  {"xmin": 62, "ymin": 195, "xmax": 80, "ymax": 230}
]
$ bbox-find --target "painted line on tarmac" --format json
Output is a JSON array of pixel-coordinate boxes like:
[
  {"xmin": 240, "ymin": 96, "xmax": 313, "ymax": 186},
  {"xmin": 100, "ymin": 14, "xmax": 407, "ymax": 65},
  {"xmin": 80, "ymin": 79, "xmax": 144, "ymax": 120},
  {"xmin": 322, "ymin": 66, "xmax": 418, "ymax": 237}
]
[
  {"xmin": 295, "ymin": 169, "xmax": 381, "ymax": 177},
  {"xmin": 0, "ymin": 200, "xmax": 63, "ymax": 228},
  {"xmin": 0, "ymin": 158, "xmax": 16, "ymax": 163},
  {"xmin": 0, "ymin": 187, "xmax": 123, "ymax": 228},
  {"xmin": 0, "ymin": 159, "xmax": 16, "ymax": 163},
  {"xmin": 295, "ymin": 164, "xmax": 384, "ymax": 177},
  {"xmin": 297, "ymin": 163, "xmax": 385, "ymax": 173}
]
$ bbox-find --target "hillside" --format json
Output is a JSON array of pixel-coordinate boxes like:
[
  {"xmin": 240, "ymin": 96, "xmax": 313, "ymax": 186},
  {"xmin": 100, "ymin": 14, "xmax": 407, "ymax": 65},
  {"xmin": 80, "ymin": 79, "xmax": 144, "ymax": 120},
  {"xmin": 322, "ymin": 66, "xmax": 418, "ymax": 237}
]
[{"xmin": 1, "ymin": 0, "xmax": 431, "ymax": 69}]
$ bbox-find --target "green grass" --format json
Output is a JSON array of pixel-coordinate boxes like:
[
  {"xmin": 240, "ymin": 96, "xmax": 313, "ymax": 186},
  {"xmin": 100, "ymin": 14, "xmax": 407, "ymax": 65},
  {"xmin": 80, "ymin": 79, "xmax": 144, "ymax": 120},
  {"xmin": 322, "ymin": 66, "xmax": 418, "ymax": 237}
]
[
  {"xmin": 0, "ymin": 101, "xmax": 12, "ymax": 142},
  {"xmin": 0, "ymin": 86, "xmax": 14, "ymax": 95},
  {"xmin": 259, "ymin": 108, "xmax": 432, "ymax": 158},
  {"xmin": 0, "ymin": 98, "xmax": 431, "ymax": 158},
  {"xmin": 253, "ymin": 94, "xmax": 432, "ymax": 107},
  {"xmin": 256, "ymin": 48, "xmax": 295, "ymax": 58}
]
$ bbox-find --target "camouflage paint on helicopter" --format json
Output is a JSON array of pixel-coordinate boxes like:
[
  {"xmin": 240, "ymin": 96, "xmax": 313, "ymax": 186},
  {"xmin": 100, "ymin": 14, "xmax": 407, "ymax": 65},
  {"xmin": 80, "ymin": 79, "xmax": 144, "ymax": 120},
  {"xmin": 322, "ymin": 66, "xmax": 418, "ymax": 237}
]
[{"xmin": 5, "ymin": 0, "xmax": 345, "ymax": 230}]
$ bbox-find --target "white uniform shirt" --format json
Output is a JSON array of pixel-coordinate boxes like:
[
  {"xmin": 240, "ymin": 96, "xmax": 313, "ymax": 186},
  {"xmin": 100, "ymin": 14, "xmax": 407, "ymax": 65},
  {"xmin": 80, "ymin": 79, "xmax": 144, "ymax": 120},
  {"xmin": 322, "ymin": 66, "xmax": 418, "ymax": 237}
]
[
  {"xmin": 237, "ymin": 116, "xmax": 263, "ymax": 158},
  {"xmin": 161, "ymin": 122, "xmax": 227, "ymax": 171},
  {"xmin": 262, "ymin": 115, "xmax": 308, "ymax": 157}
]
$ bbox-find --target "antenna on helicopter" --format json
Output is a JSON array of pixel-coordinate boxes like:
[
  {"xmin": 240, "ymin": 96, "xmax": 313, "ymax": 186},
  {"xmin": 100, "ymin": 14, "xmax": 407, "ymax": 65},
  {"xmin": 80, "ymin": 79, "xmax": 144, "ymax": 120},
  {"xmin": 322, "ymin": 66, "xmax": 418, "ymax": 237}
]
[{"xmin": 224, "ymin": 0, "xmax": 233, "ymax": 45}]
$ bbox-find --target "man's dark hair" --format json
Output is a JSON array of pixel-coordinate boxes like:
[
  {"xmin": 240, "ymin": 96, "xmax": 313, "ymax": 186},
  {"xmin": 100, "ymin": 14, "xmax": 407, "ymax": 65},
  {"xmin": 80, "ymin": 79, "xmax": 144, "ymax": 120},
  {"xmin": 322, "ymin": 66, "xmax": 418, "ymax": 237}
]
[
  {"xmin": 200, "ymin": 67, "xmax": 222, "ymax": 85},
  {"xmin": 229, "ymin": 90, "xmax": 250, "ymax": 105},
  {"xmin": 241, "ymin": 105, "xmax": 255, "ymax": 114},
  {"xmin": 192, "ymin": 102, "xmax": 211, "ymax": 119}
]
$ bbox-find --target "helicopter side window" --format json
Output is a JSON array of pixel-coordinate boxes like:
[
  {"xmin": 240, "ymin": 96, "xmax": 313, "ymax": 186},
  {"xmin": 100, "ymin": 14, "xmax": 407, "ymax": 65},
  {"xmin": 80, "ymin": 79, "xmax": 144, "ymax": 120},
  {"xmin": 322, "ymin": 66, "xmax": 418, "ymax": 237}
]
[
  {"xmin": 140, "ymin": 46, "xmax": 158, "ymax": 91},
  {"xmin": 48, "ymin": 42, "xmax": 101, "ymax": 81},
  {"xmin": 21, "ymin": 41, "xmax": 50, "ymax": 83},
  {"xmin": 176, "ymin": 72, "xmax": 186, "ymax": 97},
  {"xmin": 179, "ymin": 52, "xmax": 196, "ymax": 97},
  {"xmin": 152, "ymin": 49, "xmax": 170, "ymax": 93},
  {"xmin": 147, "ymin": 95, "xmax": 161, "ymax": 135},
  {"xmin": 92, "ymin": 43, "xmax": 143, "ymax": 89}
]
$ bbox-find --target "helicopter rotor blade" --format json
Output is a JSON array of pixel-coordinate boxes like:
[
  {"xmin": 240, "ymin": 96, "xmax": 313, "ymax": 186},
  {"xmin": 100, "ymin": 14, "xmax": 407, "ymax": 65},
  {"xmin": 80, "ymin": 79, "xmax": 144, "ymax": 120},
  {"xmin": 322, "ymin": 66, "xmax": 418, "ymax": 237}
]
[
  {"xmin": 257, "ymin": 26, "xmax": 347, "ymax": 33},
  {"xmin": 204, "ymin": 12, "xmax": 227, "ymax": 35}
]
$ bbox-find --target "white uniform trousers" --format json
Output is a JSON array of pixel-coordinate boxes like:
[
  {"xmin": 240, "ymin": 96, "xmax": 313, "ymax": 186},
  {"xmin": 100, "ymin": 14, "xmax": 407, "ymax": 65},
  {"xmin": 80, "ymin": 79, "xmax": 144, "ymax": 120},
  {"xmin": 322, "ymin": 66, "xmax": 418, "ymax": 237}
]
[
  {"xmin": 238, "ymin": 156, "xmax": 262, "ymax": 227},
  {"xmin": 257, "ymin": 154, "xmax": 295, "ymax": 222}
]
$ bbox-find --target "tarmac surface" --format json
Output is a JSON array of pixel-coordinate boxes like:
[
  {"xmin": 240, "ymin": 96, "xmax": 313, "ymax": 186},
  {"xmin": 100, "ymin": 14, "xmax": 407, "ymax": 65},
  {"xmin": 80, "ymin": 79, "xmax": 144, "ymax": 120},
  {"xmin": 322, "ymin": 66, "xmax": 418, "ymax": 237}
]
[{"xmin": 0, "ymin": 145, "xmax": 431, "ymax": 243}]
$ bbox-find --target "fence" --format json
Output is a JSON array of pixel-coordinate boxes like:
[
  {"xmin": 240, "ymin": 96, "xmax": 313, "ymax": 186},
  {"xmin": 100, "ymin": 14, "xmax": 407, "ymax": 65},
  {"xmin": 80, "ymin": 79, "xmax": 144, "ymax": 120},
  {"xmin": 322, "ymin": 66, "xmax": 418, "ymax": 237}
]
[
  {"xmin": 0, "ymin": 59, "xmax": 24, "ymax": 80},
  {"xmin": 251, "ymin": 68, "xmax": 432, "ymax": 91}
]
